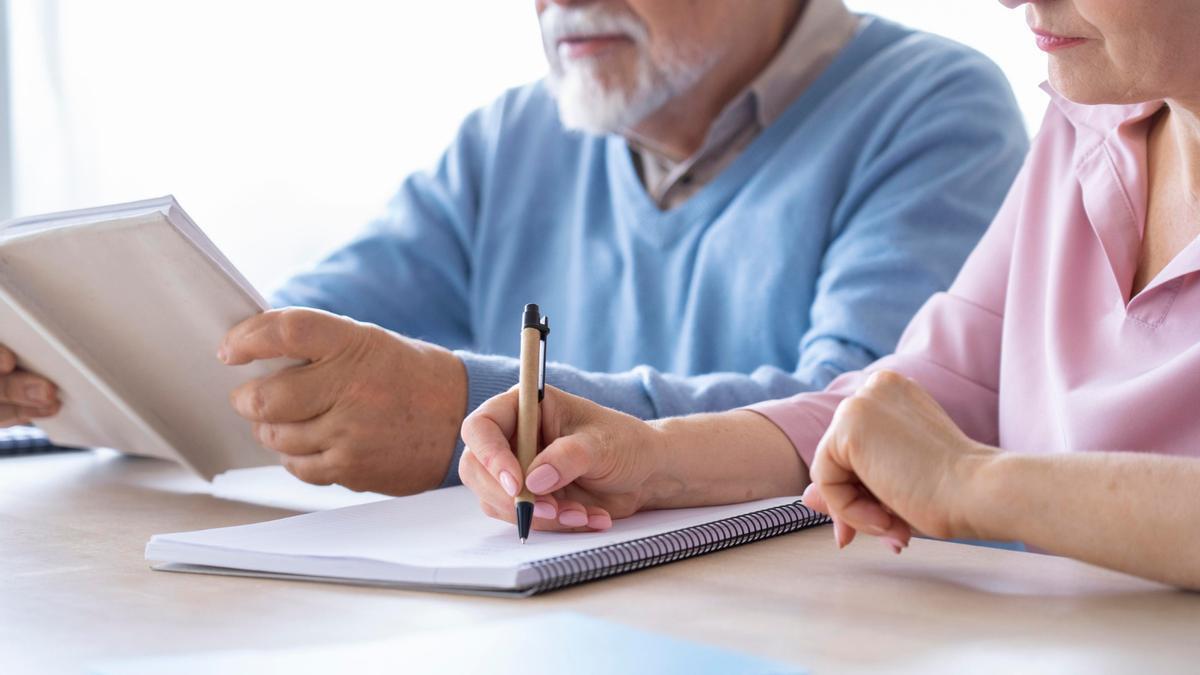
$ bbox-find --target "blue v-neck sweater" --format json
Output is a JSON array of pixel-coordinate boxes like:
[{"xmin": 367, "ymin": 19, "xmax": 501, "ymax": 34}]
[{"xmin": 275, "ymin": 18, "xmax": 1029, "ymax": 485}]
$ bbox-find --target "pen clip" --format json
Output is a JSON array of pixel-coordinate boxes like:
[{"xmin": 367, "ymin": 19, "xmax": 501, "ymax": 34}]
[
  {"xmin": 537, "ymin": 315, "xmax": 549, "ymax": 402},
  {"xmin": 522, "ymin": 304, "xmax": 550, "ymax": 402}
]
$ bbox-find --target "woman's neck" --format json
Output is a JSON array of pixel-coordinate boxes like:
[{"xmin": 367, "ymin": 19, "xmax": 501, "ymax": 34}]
[{"xmin": 1163, "ymin": 100, "xmax": 1200, "ymax": 209}]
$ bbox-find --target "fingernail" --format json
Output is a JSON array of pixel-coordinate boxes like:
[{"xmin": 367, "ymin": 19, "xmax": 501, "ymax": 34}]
[
  {"xmin": 498, "ymin": 471, "xmax": 519, "ymax": 497},
  {"xmin": 887, "ymin": 540, "xmax": 902, "ymax": 555},
  {"xmin": 525, "ymin": 465, "xmax": 560, "ymax": 494},
  {"xmin": 587, "ymin": 513, "xmax": 612, "ymax": 530},
  {"xmin": 558, "ymin": 510, "xmax": 588, "ymax": 528},
  {"xmin": 533, "ymin": 501, "xmax": 556, "ymax": 519},
  {"xmin": 885, "ymin": 536, "xmax": 906, "ymax": 551},
  {"xmin": 834, "ymin": 525, "xmax": 846, "ymax": 549},
  {"xmin": 24, "ymin": 383, "xmax": 51, "ymax": 406},
  {"xmin": 216, "ymin": 346, "xmax": 228, "ymax": 363}
]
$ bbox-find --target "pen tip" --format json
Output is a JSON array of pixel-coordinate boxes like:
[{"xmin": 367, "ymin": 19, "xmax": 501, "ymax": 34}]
[{"xmin": 520, "ymin": 537, "xmax": 527, "ymax": 544}]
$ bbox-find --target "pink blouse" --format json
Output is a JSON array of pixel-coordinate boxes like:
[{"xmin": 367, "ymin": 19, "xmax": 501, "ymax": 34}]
[{"xmin": 751, "ymin": 86, "xmax": 1200, "ymax": 465}]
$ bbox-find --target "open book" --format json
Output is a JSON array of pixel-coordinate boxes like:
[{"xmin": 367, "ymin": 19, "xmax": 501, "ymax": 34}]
[
  {"xmin": 0, "ymin": 196, "xmax": 284, "ymax": 479},
  {"xmin": 146, "ymin": 486, "xmax": 830, "ymax": 596}
]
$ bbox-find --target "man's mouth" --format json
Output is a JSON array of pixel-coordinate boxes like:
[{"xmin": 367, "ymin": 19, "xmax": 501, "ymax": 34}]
[{"xmin": 557, "ymin": 33, "xmax": 634, "ymax": 59}]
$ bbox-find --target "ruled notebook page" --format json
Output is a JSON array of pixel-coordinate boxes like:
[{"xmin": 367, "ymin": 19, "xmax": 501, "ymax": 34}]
[{"xmin": 146, "ymin": 486, "xmax": 803, "ymax": 591}]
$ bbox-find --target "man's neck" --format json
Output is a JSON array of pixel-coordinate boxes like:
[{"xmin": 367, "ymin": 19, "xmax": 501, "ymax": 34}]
[{"xmin": 625, "ymin": 1, "xmax": 807, "ymax": 162}]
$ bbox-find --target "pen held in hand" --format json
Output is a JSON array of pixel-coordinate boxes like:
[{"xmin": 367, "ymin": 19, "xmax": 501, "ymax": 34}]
[{"xmin": 514, "ymin": 303, "xmax": 549, "ymax": 543}]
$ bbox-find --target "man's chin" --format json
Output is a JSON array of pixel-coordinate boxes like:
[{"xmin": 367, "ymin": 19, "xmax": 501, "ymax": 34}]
[{"xmin": 550, "ymin": 81, "xmax": 663, "ymax": 136}]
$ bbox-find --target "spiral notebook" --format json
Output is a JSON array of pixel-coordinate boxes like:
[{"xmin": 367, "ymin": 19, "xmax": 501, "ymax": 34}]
[
  {"xmin": 146, "ymin": 486, "xmax": 828, "ymax": 596},
  {"xmin": 0, "ymin": 425, "xmax": 81, "ymax": 456}
]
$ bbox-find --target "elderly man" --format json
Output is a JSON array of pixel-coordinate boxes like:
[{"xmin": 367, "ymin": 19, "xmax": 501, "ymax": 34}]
[{"xmin": 0, "ymin": 0, "xmax": 1028, "ymax": 494}]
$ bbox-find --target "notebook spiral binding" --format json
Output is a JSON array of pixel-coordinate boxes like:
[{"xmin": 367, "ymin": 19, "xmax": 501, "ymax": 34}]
[
  {"xmin": 526, "ymin": 501, "xmax": 830, "ymax": 594},
  {"xmin": 0, "ymin": 425, "xmax": 83, "ymax": 456}
]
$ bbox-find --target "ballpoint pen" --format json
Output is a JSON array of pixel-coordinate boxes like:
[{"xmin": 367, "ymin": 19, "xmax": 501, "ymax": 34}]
[{"xmin": 515, "ymin": 303, "xmax": 549, "ymax": 543}]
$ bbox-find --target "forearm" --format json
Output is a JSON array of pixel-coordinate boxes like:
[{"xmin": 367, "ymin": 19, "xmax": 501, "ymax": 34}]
[
  {"xmin": 644, "ymin": 411, "xmax": 809, "ymax": 510},
  {"xmin": 969, "ymin": 452, "xmax": 1200, "ymax": 589}
]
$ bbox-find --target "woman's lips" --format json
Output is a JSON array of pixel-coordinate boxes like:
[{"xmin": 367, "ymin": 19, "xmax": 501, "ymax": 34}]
[
  {"xmin": 1032, "ymin": 29, "xmax": 1087, "ymax": 52},
  {"xmin": 557, "ymin": 34, "xmax": 633, "ymax": 59}
]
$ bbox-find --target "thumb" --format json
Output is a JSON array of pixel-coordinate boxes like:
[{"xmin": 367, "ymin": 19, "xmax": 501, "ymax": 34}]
[{"xmin": 523, "ymin": 433, "xmax": 598, "ymax": 495}]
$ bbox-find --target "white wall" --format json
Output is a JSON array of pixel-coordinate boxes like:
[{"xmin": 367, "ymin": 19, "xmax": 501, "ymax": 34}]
[{"xmin": 7, "ymin": 1, "xmax": 1048, "ymax": 294}]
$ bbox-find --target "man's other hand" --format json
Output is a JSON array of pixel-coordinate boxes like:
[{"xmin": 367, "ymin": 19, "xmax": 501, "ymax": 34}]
[
  {"xmin": 0, "ymin": 344, "xmax": 61, "ymax": 426},
  {"xmin": 220, "ymin": 308, "xmax": 467, "ymax": 495}
]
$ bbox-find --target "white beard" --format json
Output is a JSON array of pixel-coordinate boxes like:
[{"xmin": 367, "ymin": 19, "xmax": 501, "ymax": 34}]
[{"xmin": 540, "ymin": 5, "xmax": 714, "ymax": 135}]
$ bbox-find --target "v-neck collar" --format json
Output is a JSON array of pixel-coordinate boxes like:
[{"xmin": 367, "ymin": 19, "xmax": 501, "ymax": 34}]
[
  {"xmin": 1047, "ymin": 84, "xmax": 1200, "ymax": 316},
  {"xmin": 605, "ymin": 17, "xmax": 890, "ymax": 248}
]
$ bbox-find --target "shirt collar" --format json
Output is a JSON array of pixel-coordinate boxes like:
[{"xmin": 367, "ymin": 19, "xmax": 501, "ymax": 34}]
[
  {"xmin": 625, "ymin": 0, "xmax": 858, "ymax": 165},
  {"xmin": 751, "ymin": 0, "xmax": 860, "ymax": 127},
  {"xmin": 1041, "ymin": 81, "xmax": 1164, "ymax": 157}
]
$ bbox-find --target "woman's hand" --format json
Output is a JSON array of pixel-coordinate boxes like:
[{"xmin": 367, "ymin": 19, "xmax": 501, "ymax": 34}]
[
  {"xmin": 803, "ymin": 370, "xmax": 998, "ymax": 553},
  {"xmin": 459, "ymin": 385, "xmax": 669, "ymax": 532}
]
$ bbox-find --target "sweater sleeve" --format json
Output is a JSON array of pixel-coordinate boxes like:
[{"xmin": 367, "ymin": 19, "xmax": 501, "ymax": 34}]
[{"xmin": 748, "ymin": 154, "xmax": 1027, "ymax": 467}]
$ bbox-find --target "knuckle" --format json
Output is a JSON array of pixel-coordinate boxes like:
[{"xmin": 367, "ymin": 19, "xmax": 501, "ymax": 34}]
[
  {"xmin": 864, "ymin": 370, "xmax": 904, "ymax": 393},
  {"xmin": 288, "ymin": 460, "xmax": 332, "ymax": 486},
  {"xmin": 256, "ymin": 423, "xmax": 279, "ymax": 448},
  {"xmin": 277, "ymin": 310, "xmax": 313, "ymax": 351},
  {"xmin": 249, "ymin": 387, "xmax": 268, "ymax": 419},
  {"xmin": 837, "ymin": 396, "xmax": 872, "ymax": 422},
  {"xmin": 557, "ymin": 436, "xmax": 591, "ymax": 467}
]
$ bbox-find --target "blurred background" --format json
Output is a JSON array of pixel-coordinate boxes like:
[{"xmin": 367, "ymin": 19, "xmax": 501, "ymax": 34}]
[{"xmin": 0, "ymin": 1, "xmax": 1045, "ymax": 293}]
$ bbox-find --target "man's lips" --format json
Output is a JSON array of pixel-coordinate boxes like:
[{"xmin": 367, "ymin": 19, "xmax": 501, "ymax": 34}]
[
  {"xmin": 1031, "ymin": 28, "xmax": 1087, "ymax": 52},
  {"xmin": 557, "ymin": 33, "xmax": 633, "ymax": 58}
]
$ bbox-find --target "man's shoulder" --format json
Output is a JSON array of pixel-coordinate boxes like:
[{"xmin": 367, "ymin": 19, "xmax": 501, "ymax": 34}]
[{"xmin": 851, "ymin": 17, "xmax": 1012, "ymax": 94}]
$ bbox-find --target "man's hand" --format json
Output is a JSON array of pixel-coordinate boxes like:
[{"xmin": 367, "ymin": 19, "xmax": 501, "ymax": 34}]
[
  {"xmin": 220, "ymin": 308, "xmax": 467, "ymax": 495},
  {"xmin": 0, "ymin": 344, "xmax": 61, "ymax": 426}
]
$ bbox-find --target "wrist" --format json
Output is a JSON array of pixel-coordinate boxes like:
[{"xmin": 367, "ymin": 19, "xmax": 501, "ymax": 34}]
[
  {"xmin": 408, "ymin": 338, "xmax": 469, "ymax": 490},
  {"xmin": 638, "ymin": 417, "xmax": 688, "ymax": 510},
  {"xmin": 955, "ymin": 444, "xmax": 1015, "ymax": 541}
]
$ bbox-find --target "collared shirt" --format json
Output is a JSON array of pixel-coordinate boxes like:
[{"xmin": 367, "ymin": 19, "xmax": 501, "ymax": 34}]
[
  {"xmin": 629, "ymin": 0, "xmax": 861, "ymax": 210},
  {"xmin": 751, "ymin": 85, "xmax": 1200, "ymax": 465}
]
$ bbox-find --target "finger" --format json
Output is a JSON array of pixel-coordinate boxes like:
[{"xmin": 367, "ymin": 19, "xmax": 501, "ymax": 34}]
[
  {"xmin": 800, "ymin": 483, "xmax": 829, "ymax": 514},
  {"xmin": 458, "ymin": 446, "xmax": 516, "ymax": 514},
  {"xmin": 0, "ymin": 345, "xmax": 15, "ymax": 374},
  {"xmin": 0, "ymin": 403, "xmax": 31, "ymax": 426},
  {"xmin": 460, "ymin": 390, "xmax": 525, "ymax": 493},
  {"xmin": 1, "ymin": 371, "xmax": 59, "ymax": 408},
  {"xmin": 533, "ymin": 494, "xmax": 559, "ymax": 521},
  {"xmin": 0, "ymin": 400, "xmax": 59, "ymax": 426},
  {"xmin": 231, "ymin": 365, "xmax": 336, "ymax": 423},
  {"xmin": 836, "ymin": 483, "xmax": 901, "ymax": 537},
  {"xmin": 280, "ymin": 453, "xmax": 336, "ymax": 486},
  {"xmin": 554, "ymin": 497, "xmax": 591, "ymax": 529},
  {"xmin": 220, "ymin": 308, "xmax": 353, "ymax": 365},
  {"xmin": 834, "ymin": 518, "xmax": 857, "ymax": 549},
  {"xmin": 251, "ymin": 420, "xmax": 328, "ymax": 456},
  {"xmin": 584, "ymin": 505, "xmax": 613, "ymax": 531},
  {"xmin": 461, "ymin": 388, "xmax": 520, "ymax": 454}
]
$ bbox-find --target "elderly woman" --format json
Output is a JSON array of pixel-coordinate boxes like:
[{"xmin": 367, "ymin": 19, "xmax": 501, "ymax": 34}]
[{"xmin": 459, "ymin": 0, "xmax": 1200, "ymax": 589}]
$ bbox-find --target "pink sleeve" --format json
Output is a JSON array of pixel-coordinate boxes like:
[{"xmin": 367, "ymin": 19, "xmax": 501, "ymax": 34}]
[{"xmin": 749, "ymin": 158, "xmax": 1028, "ymax": 467}]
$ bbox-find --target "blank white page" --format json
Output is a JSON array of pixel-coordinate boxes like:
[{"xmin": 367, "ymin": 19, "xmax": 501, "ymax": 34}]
[{"xmin": 147, "ymin": 486, "xmax": 802, "ymax": 590}]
